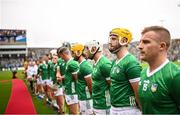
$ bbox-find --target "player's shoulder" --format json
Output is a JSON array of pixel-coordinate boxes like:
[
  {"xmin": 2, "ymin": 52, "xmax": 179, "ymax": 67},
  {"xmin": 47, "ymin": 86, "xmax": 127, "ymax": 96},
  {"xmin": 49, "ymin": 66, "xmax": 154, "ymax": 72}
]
[
  {"xmin": 81, "ymin": 60, "xmax": 92, "ymax": 68},
  {"xmin": 100, "ymin": 55, "xmax": 112, "ymax": 64},
  {"xmin": 58, "ymin": 58, "xmax": 63, "ymax": 62},
  {"xmin": 38, "ymin": 63, "xmax": 43, "ymax": 67},
  {"xmin": 126, "ymin": 53, "xmax": 139, "ymax": 63},
  {"xmin": 168, "ymin": 62, "xmax": 180, "ymax": 78},
  {"xmin": 48, "ymin": 60, "xmax": 53, "ymax": 64},
  {"xmin": 68, "ymin": 59, "xmax": 79, "ymax": 66},
  {"xmin": 140, "ymin": 67, "xmax": 147, "ymax": 75}
]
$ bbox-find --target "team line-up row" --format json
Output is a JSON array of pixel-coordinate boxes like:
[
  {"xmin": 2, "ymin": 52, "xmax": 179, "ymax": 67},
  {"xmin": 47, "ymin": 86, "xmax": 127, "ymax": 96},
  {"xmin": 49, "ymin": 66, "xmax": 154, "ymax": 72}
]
[{"xmin": 26, "ymin": 26, "xmax": 180, "ymax": 115}]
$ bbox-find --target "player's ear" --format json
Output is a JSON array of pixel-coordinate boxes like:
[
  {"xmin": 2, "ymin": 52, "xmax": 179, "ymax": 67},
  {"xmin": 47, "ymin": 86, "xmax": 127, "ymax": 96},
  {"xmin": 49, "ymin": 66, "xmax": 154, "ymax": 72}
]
[{"xmin": 159, "ymin": 42, "xmax": 167, "ymax": 50}]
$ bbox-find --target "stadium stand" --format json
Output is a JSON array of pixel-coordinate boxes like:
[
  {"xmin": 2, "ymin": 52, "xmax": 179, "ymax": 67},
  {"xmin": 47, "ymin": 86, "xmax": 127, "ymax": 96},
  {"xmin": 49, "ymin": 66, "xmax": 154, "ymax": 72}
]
[
  {"xmin": 28, "ymin": 48, "xmax": 55, "ymax": 60},
  {"xmin": 0, "ymin": 29, "xmax": 27, "ymax": 71}
]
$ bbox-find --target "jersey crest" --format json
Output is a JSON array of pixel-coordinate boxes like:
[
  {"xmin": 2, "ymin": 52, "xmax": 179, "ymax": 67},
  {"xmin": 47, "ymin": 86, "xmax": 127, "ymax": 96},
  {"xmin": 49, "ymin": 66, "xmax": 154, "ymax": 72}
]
[
  {"xmin": 112, "ymin": 66, "xmax": 121, "ymax": 74},
  {"xmin": 151, "ymin": 83, "xmax": 158, "ymax": 92}
]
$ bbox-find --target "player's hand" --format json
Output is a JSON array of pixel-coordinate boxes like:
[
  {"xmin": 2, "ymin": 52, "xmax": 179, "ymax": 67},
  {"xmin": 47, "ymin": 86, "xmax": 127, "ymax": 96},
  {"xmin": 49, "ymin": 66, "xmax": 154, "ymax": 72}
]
[{"xmin": 57, "ymin": 75, "xmax": 62, "ymax": 82}]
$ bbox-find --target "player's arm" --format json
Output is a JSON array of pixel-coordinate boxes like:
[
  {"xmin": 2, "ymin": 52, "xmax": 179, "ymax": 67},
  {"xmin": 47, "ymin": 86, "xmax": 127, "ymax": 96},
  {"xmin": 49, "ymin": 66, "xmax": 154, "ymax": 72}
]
[
  {"xmin": 171, "ymin": 71, "xmax": 180, "ymax": 107},
  {"xmin": 56, "ymin": 66, "xmax": 63, "ymax": 82},
  {"xmin": 101, "ymin": 62, "xmax": 112, "ymax": 86},
  {"xmin": 130, "ymin": 81, "xmax": 141, "ymax": 110},
  {"xmin": 72, "ymin": 72, "xmax": 78, "ymax": 81},
  {"xmin": 84, "ymin": 74, "xmax": 92, "ymax": 94},
  {"xmin": 126, "ymin": 62, "xmax": 142, "ymax": 109},
  {"xmin": 106, "ymin": 78, "xmax": 111, "ymax": 86},
  {"xmin": 70, "ymin": 61, "xmax": 79, "ymax": 81}
]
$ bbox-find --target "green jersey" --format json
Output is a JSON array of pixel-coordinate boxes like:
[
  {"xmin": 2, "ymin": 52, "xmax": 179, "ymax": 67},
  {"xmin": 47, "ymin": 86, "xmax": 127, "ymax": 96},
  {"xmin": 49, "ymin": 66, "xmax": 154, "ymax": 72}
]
[
  {"xmin": 64, "ymin": 58, "xmax": 79, "ymax": 95},
  {"xmin": 138, "ymin": 60, "xmax": 180, "ymax": 114},
  {"xmin": 77, "ymin": 59, "xmax": 93, "ymax": 100},
  {"xmin": 39, "ymin": 62, "xmax": 49, "ymax": 80},
  {"xmin": 48, "ymin": 60, "xmax": 54, "ymax": 81},
  {"xmin": 57, "ymin": 58, "xmax": 66, "ymax": 76},
  {"xmin": 57, "ymin": 58, "xmax": 66, "ymax": 87},
  {"xmin": 110, "ymin": 53, "xmax": 141, "ymax": 107},
  {"xmin": 92, "ymin": 55, "xmax": 111, "ymax": 109},
  {"xmin": 48, "ymin": 60, "xmax": 58, "ymax": 84}
]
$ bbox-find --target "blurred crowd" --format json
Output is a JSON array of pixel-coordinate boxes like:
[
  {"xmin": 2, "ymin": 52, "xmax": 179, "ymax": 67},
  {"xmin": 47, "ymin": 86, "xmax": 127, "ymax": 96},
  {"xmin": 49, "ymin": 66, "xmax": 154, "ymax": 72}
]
[
  {"xmin": 128, "ymin": 39, "xmax": 180, "ymax": 62},
  {"xmin": 0, "ymin": 58, "xmax": 24, "ymax": 71},
  {"xmin": 28, "ymin": 48, "xmax": 54, "ymax": 60},
  {"xmin": 168, "ymin": 39, "xmax": 180, "ymax": 61}
]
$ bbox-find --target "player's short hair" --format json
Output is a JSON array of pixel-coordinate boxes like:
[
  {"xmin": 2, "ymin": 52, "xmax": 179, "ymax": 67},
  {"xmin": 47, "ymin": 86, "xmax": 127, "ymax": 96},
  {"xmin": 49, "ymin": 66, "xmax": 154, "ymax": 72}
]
[
  {"xmin": 58, "ymin": 47, "xmax": 70, "ymax": 55},
  {"xmin": 141, "ymin": 26, "xmax": 171, "ymax": 49},
  {"xmin": 45, "ymin": 54, "xmax": 49, "ymax": 57}
]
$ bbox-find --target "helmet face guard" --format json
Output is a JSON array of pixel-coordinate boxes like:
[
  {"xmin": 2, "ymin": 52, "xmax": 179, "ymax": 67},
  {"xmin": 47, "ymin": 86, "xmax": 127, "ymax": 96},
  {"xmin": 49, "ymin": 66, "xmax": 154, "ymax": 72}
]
[
  {"xmin": 62, "ymin": 42, "xmax": 71, "ymax": 49},
  {"xmin": 84, "ymin": 40, "xmax": 102, "ymax": 60},
  {"xmin": 49, "ymin": 49, "xmax": 57, "ymax": 58}
]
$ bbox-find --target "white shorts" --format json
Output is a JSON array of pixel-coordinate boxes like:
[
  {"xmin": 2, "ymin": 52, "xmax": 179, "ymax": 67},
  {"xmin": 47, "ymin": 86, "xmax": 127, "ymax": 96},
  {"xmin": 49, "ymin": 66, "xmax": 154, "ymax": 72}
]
[
  {"xmin": 110, "ymin": 106, "xmax": 141, "ymax": 115},
  {"xmin": 93, "ymin": 108, "xmax": 110, "ymax": 115},
  {"xmin": 54, "ymin": 87, "xmax": 64, "ymax": 96},
  {"xmin": 42, "ymin": 79, "xmax": 51, "ymax": 85},
  {"xmin": 27, "ymin": 76, "xmax": 32, "ymax": 79},
  {"xmin": 47, "ymin": 81, "xmax": 53, "ymax": 87},
  {"xmin": 65, "ymin": 94, "xmax": 78, "ymax": 105},
  {"xmin": 79, "ymin": 100, "xmax": 93, "ymax": 115},
  {"xmin": 37, "ymin": 76, "xmax": 43, "ymax": 85}
]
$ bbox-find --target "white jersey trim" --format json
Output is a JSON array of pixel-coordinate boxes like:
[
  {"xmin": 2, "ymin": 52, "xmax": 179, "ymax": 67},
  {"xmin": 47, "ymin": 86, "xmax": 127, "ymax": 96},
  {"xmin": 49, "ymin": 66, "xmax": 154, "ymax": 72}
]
[
  {"xmin": 129, "ymin": 77, "xmax": 140, "ymax": 83},
  {"xmin": 72, "ymin": 70, "xmax": 79, "ymax": 74},
  {"xmin": 106, "ymin": 77, "xmax": 111, "ymax": 80},
  {"xmin": 79, "ymin": 59, "xmax": 86, "ymax": 65},
  {"xmin": 84, "ymin": 74, "xmax": 91, "ymax": 78},
  {"xmin": 146, "ymin": 59, "xmax": 169, "ymax": 77},
  {"xmin": 94, "ymin": 55, "xmax": 103, "ymax": 65}
]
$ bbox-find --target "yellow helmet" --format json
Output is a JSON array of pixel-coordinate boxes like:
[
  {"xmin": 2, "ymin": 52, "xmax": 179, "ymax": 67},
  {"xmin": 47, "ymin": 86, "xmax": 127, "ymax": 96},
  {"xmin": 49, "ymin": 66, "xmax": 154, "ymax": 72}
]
[
  {"xmin": 71, "ymin": 43, "xmax": 84, "ymax": 57},
  {"xmin": 110, "ymin": 28, "xmax": 132, "ymax": 45}
]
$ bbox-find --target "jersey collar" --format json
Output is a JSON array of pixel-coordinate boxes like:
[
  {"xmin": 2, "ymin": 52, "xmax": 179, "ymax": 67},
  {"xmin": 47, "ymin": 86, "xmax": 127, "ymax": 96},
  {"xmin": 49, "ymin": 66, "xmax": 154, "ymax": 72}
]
[
  {"xmin": 94, "ymin": 55, "xmax": 103, "ymax": 66},
  {"xmin": 79, "ymin": 59, "xmax": 86, "ymax": 65},
  {"xmin": 66, "ymin": 58, "xmax": 73, "ymax": 65},
  {"xmin": 43, "ymin": 61, "xmax": 48, "ymax": 65},
  {"xmin": 115, "ymin": 52, "xmax": 129, "ymax": 65},
  {"xmin": 146, "ymin": 59, "xmax": 169, "ymax": 77}
]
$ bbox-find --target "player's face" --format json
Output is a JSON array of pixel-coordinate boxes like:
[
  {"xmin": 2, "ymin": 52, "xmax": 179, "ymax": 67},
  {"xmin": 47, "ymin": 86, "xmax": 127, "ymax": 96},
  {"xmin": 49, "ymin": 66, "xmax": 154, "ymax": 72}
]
[
  {"xmin": 36, "ymin": 61, "xmax": 40, "ymax": 65},
  {"xmin": 138, "ymin": 31, "xmax": 161, "ymax": 62},
  {"xmin": 52, "ymin": 55, "xmax": 58, "ymax": 63},
  {"xmin": 71, "ymin": 51, "xmax": 79, "ymax": 61},
  {"xmin": 84, "ymin": 46, "xmax": 90, "ymax": 59},
  {"xmin": 59, "ymin": 53, "xmax": 65, "ymax": 60},
  {"xmin": 43, "ymin": 55, "xmax": 49, "ymax": 62},
  {"xmin": 84, "ymin": 46, "xmax": 95, "ymax": 59},
  {"xmin": 108, "ymin": 34, "xmax": 120, "ymax": 53}
]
